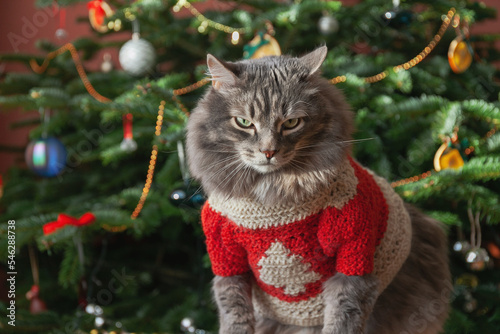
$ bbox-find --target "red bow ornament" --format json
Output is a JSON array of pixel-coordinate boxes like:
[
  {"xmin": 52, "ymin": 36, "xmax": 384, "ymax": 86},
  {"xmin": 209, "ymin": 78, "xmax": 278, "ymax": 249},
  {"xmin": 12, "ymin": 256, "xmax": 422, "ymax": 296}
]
[{"xmin": 43, "ymin": 212, "xmax": 96, "ymax": 235}]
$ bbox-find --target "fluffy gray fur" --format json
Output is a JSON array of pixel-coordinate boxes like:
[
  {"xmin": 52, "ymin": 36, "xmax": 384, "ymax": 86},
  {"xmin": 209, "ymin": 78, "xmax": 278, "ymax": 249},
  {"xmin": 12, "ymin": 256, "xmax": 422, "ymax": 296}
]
[
  {"xmin": 187, "ymin": 47, "xmax": 451, "ymax": 334},
  {"xmin": 187, "ymin": 47, "xmax": 353, "ymax": 205}
]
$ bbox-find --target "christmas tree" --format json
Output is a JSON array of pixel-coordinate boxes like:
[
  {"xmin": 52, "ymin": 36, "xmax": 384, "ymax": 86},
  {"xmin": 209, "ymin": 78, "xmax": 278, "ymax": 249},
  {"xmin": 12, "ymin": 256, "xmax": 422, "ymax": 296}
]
[{"xmin": 1, "ymin": 0, "xmax": 500, "ymax": 333}]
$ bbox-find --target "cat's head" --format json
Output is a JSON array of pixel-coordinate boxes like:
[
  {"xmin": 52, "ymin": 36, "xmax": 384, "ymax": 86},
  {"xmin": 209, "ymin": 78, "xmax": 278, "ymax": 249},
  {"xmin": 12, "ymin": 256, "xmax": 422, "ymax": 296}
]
[{"xmin": 186, "ymin": 46, "xmax": 353, "ymax": 204}]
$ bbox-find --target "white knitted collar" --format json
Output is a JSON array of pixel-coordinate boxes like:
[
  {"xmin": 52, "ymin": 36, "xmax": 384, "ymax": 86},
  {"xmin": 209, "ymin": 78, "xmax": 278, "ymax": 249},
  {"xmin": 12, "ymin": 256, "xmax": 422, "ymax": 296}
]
[{"xmin": 208, "ymin": 159, "xmax": 358, "ymax": 229}]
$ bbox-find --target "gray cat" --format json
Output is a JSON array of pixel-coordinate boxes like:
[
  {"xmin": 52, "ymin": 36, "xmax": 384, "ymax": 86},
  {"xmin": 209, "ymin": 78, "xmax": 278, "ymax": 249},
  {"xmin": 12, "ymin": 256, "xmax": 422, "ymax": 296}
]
[{"xmin": 186, "ymin": 46, "xmax": 451, "ymax": 334}]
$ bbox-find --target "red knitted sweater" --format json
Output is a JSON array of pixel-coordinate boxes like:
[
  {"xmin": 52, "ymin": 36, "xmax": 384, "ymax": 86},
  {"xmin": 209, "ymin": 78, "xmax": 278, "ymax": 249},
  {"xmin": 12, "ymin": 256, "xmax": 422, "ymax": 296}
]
[{"xmin": 201, "ymin": 158, "xmax": 389, "ymax": 304}]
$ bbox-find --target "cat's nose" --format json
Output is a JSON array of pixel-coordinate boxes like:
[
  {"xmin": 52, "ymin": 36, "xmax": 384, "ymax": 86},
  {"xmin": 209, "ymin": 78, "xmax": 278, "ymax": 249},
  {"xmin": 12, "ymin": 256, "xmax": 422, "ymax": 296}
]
[{"xmin": 260, "ymin": 149, "xmax": 277, "ymax": 159}]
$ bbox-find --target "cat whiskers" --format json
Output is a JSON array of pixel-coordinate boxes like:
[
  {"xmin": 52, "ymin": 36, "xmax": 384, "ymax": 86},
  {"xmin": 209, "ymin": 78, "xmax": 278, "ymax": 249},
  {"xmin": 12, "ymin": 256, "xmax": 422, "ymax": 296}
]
[
  {"xmin": 211, "ymin": 160, "xmax": 248, "ymax": 197},
  {"xmin": 287, "ymin": 161, "xmax": 310, "ymax": 175},
  {"xmin": 189, "ymin": 156, "xmax": 241, "ymax": 198}
]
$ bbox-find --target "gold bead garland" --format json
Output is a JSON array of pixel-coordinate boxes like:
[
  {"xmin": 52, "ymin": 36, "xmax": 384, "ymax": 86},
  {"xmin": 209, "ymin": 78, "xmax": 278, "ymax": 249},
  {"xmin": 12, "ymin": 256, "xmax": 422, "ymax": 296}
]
[
  {"xmin": 172, "ymin": 78, "xmax": 210, "ymax": 116},
  {"xmin": 330, "ymin": 8, "xmax": 456, "ymax": 85},
  {"xmin": 30, "ymin": 43, "xmax": 111, "ymax": 104},
  {"xmin": 391, "ymin": 171, "xmax": 433, "ymax": 188},
  {"xmin": 131, "ymin": 100, "xmax": 166, "ymax": 219}
]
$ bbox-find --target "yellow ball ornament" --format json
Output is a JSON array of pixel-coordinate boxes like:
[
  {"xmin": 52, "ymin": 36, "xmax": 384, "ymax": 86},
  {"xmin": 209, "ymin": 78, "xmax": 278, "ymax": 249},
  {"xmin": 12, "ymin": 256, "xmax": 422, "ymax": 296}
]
[{"xmin": 448, "ymin": 36, "xmax": 473, "ymax": 74}]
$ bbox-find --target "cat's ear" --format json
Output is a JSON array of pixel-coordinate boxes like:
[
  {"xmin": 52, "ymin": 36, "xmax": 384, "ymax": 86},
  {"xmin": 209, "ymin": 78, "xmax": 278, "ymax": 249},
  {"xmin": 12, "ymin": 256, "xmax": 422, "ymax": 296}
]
[
  {"xmin": 207, "ymin": 54, "xmax": 238, "ymax": 90},
  {"xmin": 300, "ymin": 46, "xmax": 328, "ymax": 76}
]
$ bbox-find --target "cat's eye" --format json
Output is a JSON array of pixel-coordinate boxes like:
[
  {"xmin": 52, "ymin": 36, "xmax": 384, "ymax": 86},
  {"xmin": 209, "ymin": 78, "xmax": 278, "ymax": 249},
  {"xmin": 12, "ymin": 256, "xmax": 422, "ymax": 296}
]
[
  {"xmin": 235, "ymin": 117, "xmax": 253, "ymax": 128},
  {"xmin": 283, "ymin": 118, "xmax": 301, "ymax": 130}
]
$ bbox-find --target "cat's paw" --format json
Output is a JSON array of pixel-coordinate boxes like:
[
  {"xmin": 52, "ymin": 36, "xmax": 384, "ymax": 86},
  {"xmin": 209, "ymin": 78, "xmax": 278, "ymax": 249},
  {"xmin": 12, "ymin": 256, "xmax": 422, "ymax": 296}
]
[{"xmin": 219, "ymin": 323, "xmax": 254, "ymax": 334}]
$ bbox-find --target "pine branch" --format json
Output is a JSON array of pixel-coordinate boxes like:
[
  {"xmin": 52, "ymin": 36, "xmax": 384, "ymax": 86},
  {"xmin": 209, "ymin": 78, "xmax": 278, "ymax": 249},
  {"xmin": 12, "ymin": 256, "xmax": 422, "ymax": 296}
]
[
  {"xmin": 57, "ymin": 242, "xmax": 81, "ymax": 289},
  {"xmin": 426, "ymin": 211, "xmax": 461, "ymax": 226},
  {"xmin": 461, "ymin": 155, "xmax": 500, "ymax": 181},
  {"xmin": 385, "ymin": 95, "xmax": 449, "ymax": 117},
  {"xmin": 0, "ymin": 95, "xmax": 38, "ymax": 110},
  {"xmin": 461, "ymin": 99, "xmax": 500, "ymax": 125},
  {"xmin": 433, "ymin": 102, "xmax": 463, "ymax": 137}
]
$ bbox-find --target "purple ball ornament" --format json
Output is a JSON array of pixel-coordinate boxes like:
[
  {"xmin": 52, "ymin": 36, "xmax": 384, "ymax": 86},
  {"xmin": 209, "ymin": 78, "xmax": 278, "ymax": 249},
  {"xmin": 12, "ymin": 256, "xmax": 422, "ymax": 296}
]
[{"xmin": 25, "ymin": 137, "xmax": 67, "ymax": 177}]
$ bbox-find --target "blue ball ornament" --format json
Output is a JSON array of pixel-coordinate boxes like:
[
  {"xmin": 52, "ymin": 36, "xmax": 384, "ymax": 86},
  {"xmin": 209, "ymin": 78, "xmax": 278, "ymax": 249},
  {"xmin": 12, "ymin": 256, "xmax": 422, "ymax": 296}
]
[{"xmin": 25, "ymin": 137, "xmax": 67, "ymax": 177}]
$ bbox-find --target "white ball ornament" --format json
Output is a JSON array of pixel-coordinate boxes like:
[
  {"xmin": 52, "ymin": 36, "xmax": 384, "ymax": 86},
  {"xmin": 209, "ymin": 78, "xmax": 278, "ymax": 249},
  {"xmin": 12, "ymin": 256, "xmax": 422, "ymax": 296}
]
[
  {"xmin": 318, "ymin": 14, "xmax": 339, "ymax": 35},
  {"xmin": 119, "ymin": 33, "xmax": 156, "ymax": 76}
]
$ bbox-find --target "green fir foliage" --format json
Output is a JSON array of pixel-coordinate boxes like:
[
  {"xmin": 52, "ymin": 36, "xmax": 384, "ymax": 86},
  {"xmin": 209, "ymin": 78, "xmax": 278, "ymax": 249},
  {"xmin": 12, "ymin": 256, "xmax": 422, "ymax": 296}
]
[{"xmin": 1, "ymin": 0, "xmax": 500, "ymax": 333}]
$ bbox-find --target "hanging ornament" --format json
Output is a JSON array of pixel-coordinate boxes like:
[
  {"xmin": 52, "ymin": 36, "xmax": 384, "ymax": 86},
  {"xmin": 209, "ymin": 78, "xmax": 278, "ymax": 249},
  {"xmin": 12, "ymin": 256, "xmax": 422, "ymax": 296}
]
[
  {"xmin": 120, "ymin": 113, "xmax": 137, "ymax": 152},
  {"xmin": 436, "ymin": 146, "xmax": 464, "ymax": 171},
  {"xmin": 463, "ymin": 200, "xmax": 492, "ymax": 271},
  {"xmin": 25, "ymin": 109, "xmax": 67, "ymax": 177},
  {"xmin": 100, "ymin": 53, "xmax": 113, "ymax": 73},
  {"xmin": 26, "ymin": 285, "xmax": 48, "ymax": 314},
  {"xmin": 243, "ymin": 29, "xmax": 281, "ymax": 60},
  {"xmin": 25, "ymin": 137, "xmax": 67, "ymax": 177},
  {"xmin": 87, "ymin": 0, "xmax": 117, "ymax": 33},
  {"xmin": 119, "ymin": 36, "xmax": 156, "ymax": 76},
  {"xmin": 54, "ymin": 3, "xmax": 68, "ymax": 40},
  {"xmin": 433, "ymin": 131, "xmax": 466, "ymax": 172},
  {"xmin": 465, "ymin": 248, "xmax": 491, "ymax": 271},
  {"xmin": 318, "ymin": 12, "xmax": 339, "ymax": 35},
  {"xmin": 27, "ymin": 246, "xmax": 47, "ymax": 314},
  {"xmin": 448, "ymin": 35, "xmax": 473, "ymax": 74},
  {"xmin": 448, "ymin": 14, "xmax": 473, "ymax": 74},
  {"xmin": 119, "ymin": 20, "xmax": 156, "ymax": 76},
  {"xmin": 381, "ymin": 0, "xmax": 413, "ymax": 28}
]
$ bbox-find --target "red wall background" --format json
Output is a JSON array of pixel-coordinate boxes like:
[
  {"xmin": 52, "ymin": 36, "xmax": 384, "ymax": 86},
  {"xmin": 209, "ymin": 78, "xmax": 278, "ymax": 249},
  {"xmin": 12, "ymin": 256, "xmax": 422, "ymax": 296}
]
[{"xmin": 0, "ymin": 0, "xmax": 499, "ymax": 176}]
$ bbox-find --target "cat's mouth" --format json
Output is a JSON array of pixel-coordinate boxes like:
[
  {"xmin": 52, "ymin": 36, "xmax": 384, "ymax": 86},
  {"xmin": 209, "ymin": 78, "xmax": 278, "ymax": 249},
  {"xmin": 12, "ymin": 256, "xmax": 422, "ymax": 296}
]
[
  {"xmin": 252, "ymin": 162, "xmax": 281, "ymax": 173},
  {"xmin": 240, "ymin": 151, "xmax": 294, "ymax": 174}
]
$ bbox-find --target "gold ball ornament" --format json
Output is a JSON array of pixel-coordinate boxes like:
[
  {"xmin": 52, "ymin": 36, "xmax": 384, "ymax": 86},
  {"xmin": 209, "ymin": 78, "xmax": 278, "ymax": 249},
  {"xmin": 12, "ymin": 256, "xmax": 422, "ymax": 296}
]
[
  {"xmin": 243, "ymin": 32, "xmax": 281, "ymax": 59},
  {"xmin": 448, "ymin": 35, "xmax": 473, "ymax": 74},
  {"xmin": 434, "ymin": 143, "xmax": 464, "ymax": 172}
]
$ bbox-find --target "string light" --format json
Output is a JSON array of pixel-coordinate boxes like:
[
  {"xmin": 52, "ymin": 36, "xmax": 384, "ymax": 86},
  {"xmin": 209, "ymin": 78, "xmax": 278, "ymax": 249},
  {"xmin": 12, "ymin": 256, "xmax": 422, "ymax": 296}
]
[
  {"xmin": 231, "ymin": 31, "xmax": 240, "ymax": 45},
  {"xmin": 173, "ymin": 0, "xmax": 247, "ymax": 34}
]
